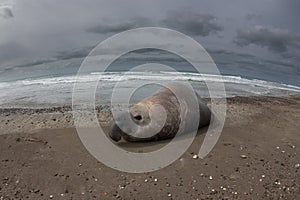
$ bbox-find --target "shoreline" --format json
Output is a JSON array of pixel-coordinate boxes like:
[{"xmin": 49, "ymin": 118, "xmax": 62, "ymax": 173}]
[{"xmin": 1, "ymin": 95, "xmax": 300, "ymax": 135}]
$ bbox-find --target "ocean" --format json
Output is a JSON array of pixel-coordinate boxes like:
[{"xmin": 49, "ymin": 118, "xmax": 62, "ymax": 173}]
[
  {"xmin": 0, "ymin": 70, "xmax": 299, "ymax": 108},
  {"xmin": 0, "ymin": 49, "xmax": 300, "ymax": 108}
]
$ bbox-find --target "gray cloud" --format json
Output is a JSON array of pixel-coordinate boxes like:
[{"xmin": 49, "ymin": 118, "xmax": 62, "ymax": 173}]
[
  {"xmin": 1, "ymin": 46, "xmax": 94, "ymax": 71},
  {"xmin": 161, "ymin": 10, "xmax": 223, "ymax": 36},
  {"xmin": 0, "ymin": 0, "xmax": 299, "ymax": 85},
  {"xmin": 86, "ymin": 17, "xmax": 152, "ymax": 34},
  {"xmin": 234, "ymin": 26, "xmax": 300, "ymax": 52},
  {"xmin": 55, "ymin": 47, "xmax": 94, "ymax": 60},
  {"xmin": 245, "ymin": 13, "xmax": 262, "ymax": 21},
  {"xmin": 0, "ymin": 7, "xmax": 13, "ymax": 19}
]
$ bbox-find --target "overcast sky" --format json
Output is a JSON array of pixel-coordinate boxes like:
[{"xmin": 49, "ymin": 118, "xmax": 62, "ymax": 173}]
[{"xmin": 0, "ymin": 0, "xmax": 299, "ymax": 80}]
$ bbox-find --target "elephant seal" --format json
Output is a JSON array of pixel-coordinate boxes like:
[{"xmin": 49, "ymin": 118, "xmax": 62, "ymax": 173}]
[{"xmin": 109, "ymin": 83, "xmax": 211, "ymax": 142}]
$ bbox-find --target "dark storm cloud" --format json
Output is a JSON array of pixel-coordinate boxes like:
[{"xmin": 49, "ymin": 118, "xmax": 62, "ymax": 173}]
[
  {"xmin": 0, "ymin": 7, "xmax": 13, "ymax": 19},
  {"xmin": 207, "ymin": 49, "xmax": 257, "ymax": 67},
  {"xmin": 55, "ymin": 47, "xmax": 94, "ymax": 60},
  {"xmin": 207, "ymin": 48, "xmax": 297, "ymax": 72},
  {"xmin": 86, "ymin": 22, "xmax": 135, "ymax": 34},
  {"xmin": 86, "ymin": 17, "xmax": 152, "ymax": 34},
  {"xmin": 3, "ymin": 59, "xmax": 55, "ymax": 72},
  {"xmin": 234, "ymin": 26, "xmax": 300, "ymax": 53},
  {"xmin": 161, "ymin": 10, "xmax": 223, "ymax": 36},
  {"xmin": 208, "ymin": 49, "xmax": 256, "ymax": 59},
  {"xmin": 1, "ymin": 46, "xmax": 94, "ymax": 71}
]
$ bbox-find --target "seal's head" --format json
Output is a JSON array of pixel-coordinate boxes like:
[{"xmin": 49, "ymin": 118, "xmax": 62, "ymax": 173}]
[{"xmin": 109, "ymin": 102, "xmax": 152, "ymax": 142}]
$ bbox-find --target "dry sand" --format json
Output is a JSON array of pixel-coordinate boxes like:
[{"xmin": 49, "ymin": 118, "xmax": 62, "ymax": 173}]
[{"xmin": 0, "ymin": 96, "xmax": 300, "ymax": 199}]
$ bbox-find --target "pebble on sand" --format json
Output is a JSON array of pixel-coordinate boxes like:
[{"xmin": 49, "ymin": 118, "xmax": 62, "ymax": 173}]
[
  {"xmin": 240, "ymin": 155, "xmax": 247, "ymax": 159},
  {"xmin": 274, "ymin": 180, "xmax": 281, "ymax": 185},
  {"xmin": 287, "ymin": 143, "xmax": 295, "ymax": 149}
]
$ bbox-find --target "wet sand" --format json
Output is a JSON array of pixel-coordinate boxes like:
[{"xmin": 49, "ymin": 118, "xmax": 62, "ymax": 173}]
[{"xmin": 0, "ymin": 96, "xmax": 300, "ymax": 199}]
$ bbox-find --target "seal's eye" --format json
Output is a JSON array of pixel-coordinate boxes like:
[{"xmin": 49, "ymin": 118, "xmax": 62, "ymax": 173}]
[{"xmin": 134, "ymin": 115, "xmax": 142, "ymax": 121}]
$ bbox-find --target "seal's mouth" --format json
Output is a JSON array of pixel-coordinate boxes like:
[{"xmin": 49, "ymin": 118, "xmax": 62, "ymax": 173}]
[{"xmin": 109, "ymin": 122, "xmax": 122, "ymax": 142}]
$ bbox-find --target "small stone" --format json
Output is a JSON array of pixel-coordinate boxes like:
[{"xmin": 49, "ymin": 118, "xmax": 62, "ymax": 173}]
[
  {"xmin": 240, "ymin": 155, "xmax": 247, "ymax": 159},
  {"xmin": 144, "ymin": 179, "xmax": 148, "ymax": 182},
  {"xmin": 167, "ymin": 193, "xmax": 172, "ymax": 197},
  {"xmin": 49, "ymin": 195, "xmax": 53, "ymax": 199},
  {"xmin": 193, "ymin": 155, "xmax": 199, "ymax": 159},
  {"xmin": 295, "ymin": 163, "xmax": 300, "ymax": 168},
  {"xmin": 259, "ymin": 178, "xmax": 263, "ymax": 182},
  {"xmin": 209, "ymin": 176, "xmax": 213, "ymax": 180},
  {"xmin": 154, "ymin": 178, "xmax": 158, "ymax": 182},
  {"xmin": 60, "ymin": 193, "xmax": 64, "ymax": 196},
  {"xmin": 274, "ymin": 181, "xmax": 281, "ymax": 185},
  {"xmin": 223, "ymin": 142, "xmax": 231, "ymax": 146},
  {"xmin": 33, "ymin": 189, "xmax": 40, "ymax": 193}
]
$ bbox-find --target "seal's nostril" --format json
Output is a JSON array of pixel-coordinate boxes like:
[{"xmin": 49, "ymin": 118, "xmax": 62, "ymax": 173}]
[
  {"xmin": 109, "ymin": 123, "xmax": 122, "ymax": 142},
  {"xmin": 134, "ymin": 115, "xmax": 142, "ymax": 121}
]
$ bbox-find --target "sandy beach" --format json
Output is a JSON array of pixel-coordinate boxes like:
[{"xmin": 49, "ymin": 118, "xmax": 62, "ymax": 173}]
[{"xmin": 0, "ymin": 96, "xmax": 299, "ymax": 199}]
